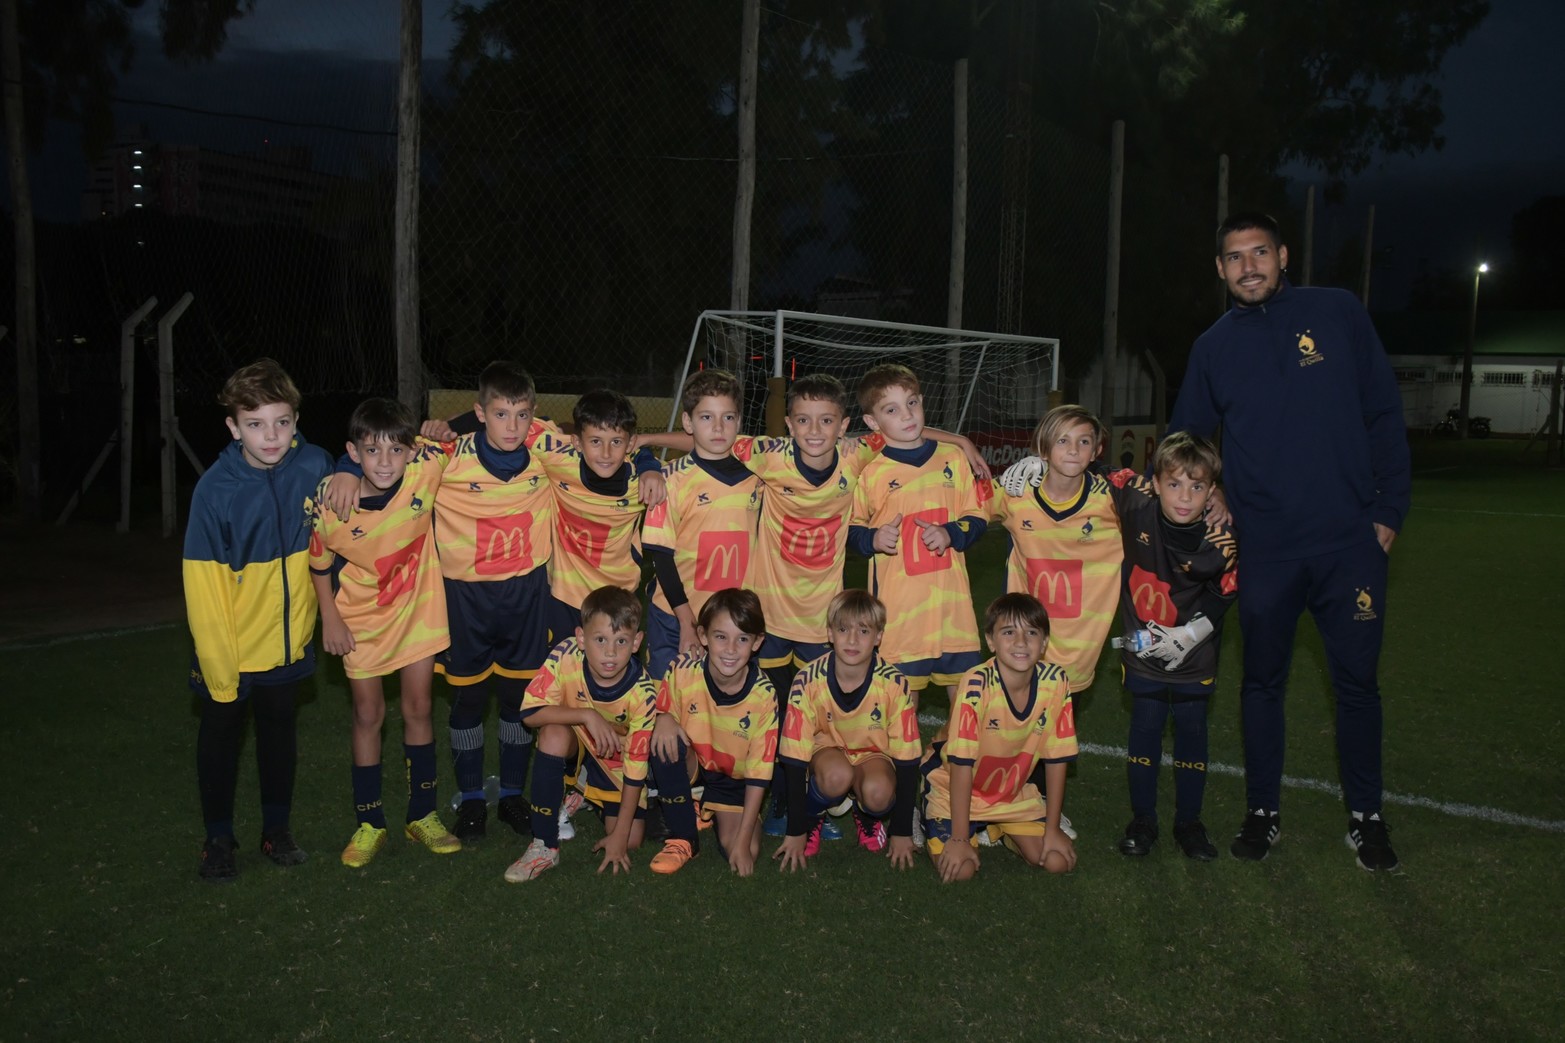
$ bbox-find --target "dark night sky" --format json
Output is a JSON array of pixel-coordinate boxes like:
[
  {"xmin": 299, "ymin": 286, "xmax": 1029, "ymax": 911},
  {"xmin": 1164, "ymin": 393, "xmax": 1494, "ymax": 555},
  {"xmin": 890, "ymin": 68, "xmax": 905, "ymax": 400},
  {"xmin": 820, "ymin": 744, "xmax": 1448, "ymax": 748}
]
[{"xmin": 13, "ymin": 1, "xmax": 1564, "ymax": 312}]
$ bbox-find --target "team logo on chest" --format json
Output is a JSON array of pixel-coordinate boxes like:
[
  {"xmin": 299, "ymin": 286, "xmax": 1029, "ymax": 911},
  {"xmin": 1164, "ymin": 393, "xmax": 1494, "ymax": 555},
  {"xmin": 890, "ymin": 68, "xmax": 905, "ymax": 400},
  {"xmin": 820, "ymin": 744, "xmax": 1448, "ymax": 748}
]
[{"xmin": 1298, "ymin": 329, "xmax": 1325, "ymax": 367}]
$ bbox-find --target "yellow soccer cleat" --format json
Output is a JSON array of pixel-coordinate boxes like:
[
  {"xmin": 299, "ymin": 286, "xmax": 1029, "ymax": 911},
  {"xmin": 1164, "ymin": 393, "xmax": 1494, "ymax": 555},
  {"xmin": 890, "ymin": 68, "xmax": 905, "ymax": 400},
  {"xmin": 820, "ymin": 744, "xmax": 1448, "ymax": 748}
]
[
  {"xmin": 341, "ymin": 823, "xmax": 388, "ymax": 868},
  {"xmin": 404, "ymin": 812, "xmax": 462, "ymax": 855},
  {"xmin": 649, "ymin": 838, "xmax": 696, "ymax": 875}
]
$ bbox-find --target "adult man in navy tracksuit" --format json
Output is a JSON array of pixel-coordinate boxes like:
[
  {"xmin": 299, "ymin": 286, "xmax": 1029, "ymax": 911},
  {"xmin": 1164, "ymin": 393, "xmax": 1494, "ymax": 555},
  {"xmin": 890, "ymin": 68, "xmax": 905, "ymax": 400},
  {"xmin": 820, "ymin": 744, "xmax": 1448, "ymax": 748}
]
[{"xmin": 1168, "ymin": 212, "xmax": 1410, "ymax": 872}]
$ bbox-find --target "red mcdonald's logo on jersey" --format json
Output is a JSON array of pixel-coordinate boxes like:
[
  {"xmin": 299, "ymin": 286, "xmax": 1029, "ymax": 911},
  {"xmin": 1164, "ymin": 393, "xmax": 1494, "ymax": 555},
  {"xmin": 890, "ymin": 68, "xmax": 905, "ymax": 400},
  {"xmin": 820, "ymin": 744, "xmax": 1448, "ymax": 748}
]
[
  {"xmin": 783, "ymin": 705, "xmax": 805, "ymax": 741},
  {"xmin": 309, "ymin": 528, "xmax": 323, "ymax": 558},
  {"xmin": 1025, "ymin": 558, "xmax": 1084, "ymax": 619},
  {"xmin": 626, "ymin": 729, "xmax": 651, "ymax": 763},
  {"xmin": 374, "ymin": 532, "xmax": 427, "ymax": 607},
  {"xmin": 475, "ymin": 514, "xmax": 535, "ymax": 576},
  {"xmin": 902, "ymin": 508, "xmax": 953, "ymax": 576},
  {"xmin": 972, "ymin": 753, "xmax": 1031, "ymax": 803},
  {"xmin": 1056, "ymin": 701, "xmax": 1076, "ymax": 738},
  {"xmin": 1129, "ymin": 565, "xmax": 1176, "ymax": 626},
  {"xmin": 1221, "ymin": 569, "xmax": 1238, "ymax": 595},
  {"xmin": 692, "ymin": 740, "xmax": 737, "ymax": 776},
  {"xmin": 762, "ymin": 731, "xmax": 778, "ymax": 763},
  {"xmin": 956, "ymin": 702, "xmax": 979, "ymax": 742},
  {"xmin": 779, "ymin": 514, "xmax": 841, "ymax": 571},
  {"xmin": 694, "ymin": 530, "xmax": 749, "ymax": 591},
  {"xmin": 900, "ymin": 707, "xmax": 920, "ymax": 744},
  {"xmin": 556, "ymin": 505, "xmax": 611, "ymax": 567}
]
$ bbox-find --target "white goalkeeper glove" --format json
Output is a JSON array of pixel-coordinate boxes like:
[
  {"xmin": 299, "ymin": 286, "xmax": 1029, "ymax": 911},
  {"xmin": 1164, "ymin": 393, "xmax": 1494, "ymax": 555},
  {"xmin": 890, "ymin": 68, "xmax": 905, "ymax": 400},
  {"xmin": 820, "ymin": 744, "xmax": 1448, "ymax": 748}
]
[
  {"xmin": 1139, "ymin": 614, "xmax": 1215, "ymax": 672},
  {"xmin": 998, "ymin": 455, "xmax": 1047, "ymax": 496}
]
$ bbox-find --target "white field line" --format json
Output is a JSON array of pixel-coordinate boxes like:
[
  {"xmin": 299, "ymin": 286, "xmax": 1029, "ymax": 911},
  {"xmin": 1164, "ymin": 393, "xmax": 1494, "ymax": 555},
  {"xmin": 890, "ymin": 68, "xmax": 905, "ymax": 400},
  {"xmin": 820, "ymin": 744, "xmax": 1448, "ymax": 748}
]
[
  {"xmin": 916, "ymin": 713, "xmax": 1565, "ymax": 833},
  {"xmin": 3, "ymin": 620, "xmax": 181, "ymax": 652},
  {"xmin": 1418, "ymin": 506, "xmax": 1565, "ymax": 519}
]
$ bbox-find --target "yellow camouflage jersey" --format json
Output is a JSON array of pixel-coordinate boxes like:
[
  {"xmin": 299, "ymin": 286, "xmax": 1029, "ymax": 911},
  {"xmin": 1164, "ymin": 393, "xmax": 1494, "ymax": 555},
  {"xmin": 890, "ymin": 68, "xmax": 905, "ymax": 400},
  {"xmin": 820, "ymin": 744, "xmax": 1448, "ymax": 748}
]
[
  {"xmin": 990, "ymin": 473, "xmax": 1123, "ymax": 691},
  {"xmin": 779, "ymin": 653, "xmax": 922, "ymax": 767},
  {"xmin": 851, "ymin": 441, "xmax": 990, "ymax": 665},
  {"xmin": 520, "ymin": 636, "xmax": 658, "ymax": 808},
  {"xmin": 641, "ymin": 454, "xmax": 763, "ymax": 618},
  {"xmin": 922, "ymin": 659, "xmax": 1078, "ymax": 824},
  {"xmin": 656, "ymin": 653, "xmax": 778, "ymax": 788},
  {"xmin": 308, "ymin": 442, "xmax": 450, "ymax": 679},
  {"xmin": 431, "ymin": 422, "xmax": 555, "ymax": 583},
  {"xmin": 741, "ymin": 434, "xmax": 881, "ymax": 642},
  {"xmin": 525, "ymin": 430, "xmax": 647, "ymax": 608}
]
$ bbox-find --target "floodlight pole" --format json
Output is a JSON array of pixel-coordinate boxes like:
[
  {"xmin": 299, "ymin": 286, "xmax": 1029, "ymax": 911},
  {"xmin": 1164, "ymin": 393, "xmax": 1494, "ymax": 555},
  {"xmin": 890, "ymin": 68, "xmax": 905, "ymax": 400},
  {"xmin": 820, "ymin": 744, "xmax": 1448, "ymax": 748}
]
[
  {"xmin": 159, "ymin": 292, "xmax": 195, "ymax": 537},
  {"xmin": 1459, "ymin": 263, "xmax": 1487, "ymax": 439}
]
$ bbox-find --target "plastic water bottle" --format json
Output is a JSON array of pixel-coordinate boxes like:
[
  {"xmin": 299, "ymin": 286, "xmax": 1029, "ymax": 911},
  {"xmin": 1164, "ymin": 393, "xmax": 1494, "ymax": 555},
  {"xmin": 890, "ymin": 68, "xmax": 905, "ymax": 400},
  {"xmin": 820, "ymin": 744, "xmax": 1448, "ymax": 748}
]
[
  {"xmin": 450, "ymin": 774, "xmax": 501, "ymax": 811},
  {"xmin": 1112, "ymin": 630, "xmax": 1154, "ymax": 653}
]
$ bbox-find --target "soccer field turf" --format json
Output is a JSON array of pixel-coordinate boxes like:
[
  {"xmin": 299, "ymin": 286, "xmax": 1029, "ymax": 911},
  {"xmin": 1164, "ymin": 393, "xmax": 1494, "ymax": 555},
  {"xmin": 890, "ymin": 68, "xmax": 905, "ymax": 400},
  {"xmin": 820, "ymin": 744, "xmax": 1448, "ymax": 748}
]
[{"xmin": 3, "ymin": 439, "xmax": 1561, "ymax": 1041}]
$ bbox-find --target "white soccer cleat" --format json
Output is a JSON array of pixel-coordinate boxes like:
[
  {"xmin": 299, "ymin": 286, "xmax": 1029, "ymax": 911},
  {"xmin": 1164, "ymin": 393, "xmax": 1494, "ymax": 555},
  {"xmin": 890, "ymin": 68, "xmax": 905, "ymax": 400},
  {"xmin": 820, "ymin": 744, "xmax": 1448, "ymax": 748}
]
[
  {"xmin": 557, "ymin": 790, "xmax": 586, "ymax": 842},
  {"xmin": 504, "ymin": 838, "xmax": 560, "ymax": 883}
]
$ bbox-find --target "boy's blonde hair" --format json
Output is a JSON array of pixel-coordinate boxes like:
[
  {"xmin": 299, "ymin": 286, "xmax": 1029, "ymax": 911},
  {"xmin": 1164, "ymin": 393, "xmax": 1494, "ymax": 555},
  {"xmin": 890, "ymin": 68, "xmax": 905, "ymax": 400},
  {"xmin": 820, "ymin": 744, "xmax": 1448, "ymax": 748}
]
[
  {"xmin": 1030, "ymin": 404, "xmax": 1106, "ymax": 458},
  {"xmin": 826, "ymin": 589, "xmax": 887, "ymax": 632},
  {"xmin": 217, "ymin": 358, "xmax": 301, "ymax": 417},
  {"xmin": 856, "ymin": 363, "xmax": 919, "ymax": 414},
  {"xmin": 1151, "ymin": 431, "xmax": 1222, "ymax": 484},
  {"xmin": 681, "ymin": 368, "xmax": 742, "ymax": 415}
]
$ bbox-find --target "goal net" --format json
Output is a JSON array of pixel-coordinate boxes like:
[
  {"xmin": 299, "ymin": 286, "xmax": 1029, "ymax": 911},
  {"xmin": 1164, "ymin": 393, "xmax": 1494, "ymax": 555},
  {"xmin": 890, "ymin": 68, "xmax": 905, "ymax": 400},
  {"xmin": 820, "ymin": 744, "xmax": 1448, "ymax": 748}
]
[{"xmin": 673, "ymin": 310, "xmax": 1059, "ymax": 471}]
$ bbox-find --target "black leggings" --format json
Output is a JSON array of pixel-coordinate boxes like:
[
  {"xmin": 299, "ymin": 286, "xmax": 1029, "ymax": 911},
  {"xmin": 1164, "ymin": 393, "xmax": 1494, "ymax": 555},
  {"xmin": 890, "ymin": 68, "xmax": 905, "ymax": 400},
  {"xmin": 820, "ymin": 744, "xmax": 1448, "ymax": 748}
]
[{"xmin": 196, "ymin": 681, "xmax": 299, "ymax": 836}]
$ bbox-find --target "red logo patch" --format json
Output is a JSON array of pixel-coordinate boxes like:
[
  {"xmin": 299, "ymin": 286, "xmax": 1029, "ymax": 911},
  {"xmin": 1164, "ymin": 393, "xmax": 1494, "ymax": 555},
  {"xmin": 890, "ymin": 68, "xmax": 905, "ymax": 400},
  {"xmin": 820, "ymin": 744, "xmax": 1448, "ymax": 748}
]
[
  {"xmin": 1221, "ymin": 569, "xmax": 1238, "ymax": 595},
  {"xmin": 956, "ymin": 702, "xmax": 979, "ymax": 742},
  {"xmin": 626, "ymin": 730, "xmax": 651, "ymax": 763},
  {"xmin": 556, "ymin": 505, "xmax": 611, "ymax": 567},
  {"xmin": 694, "ymin": 530, "xmax": 749, "ymax": 591},
  {"xmin": 972, "ymin": 753, "xmax": 1031, "ymax": 803},
  {"xmin": 902, "ymin": 508, "xmax": 952, "ymax": 576},
  {"xmin": 783, "ymin": 705, "xmax": 805, "ymax": 741},
  {"xmin": 692, "ymin": 740, "xmax": 736, "ymax": 776},
  {"xmin": 475, "ymin": 514, "xmax": 534, "ymax": 576},
  {"xmin": 1056, "ymin": 701, "xmax": 1076, "ymax": 739},
  {"xmin": 1025, "ymin": 558, "xmax": 1084, "ymax": 619},
  {"xmin": 900, "ymin": 707, "xmax": 920, "ymax": 744},
  {"xmin": 1129, "ymin": 564, "xmax": 1176, "ymax": 626},
  {"xmin": 374, "ymin": 532, "xmax": 427, "ymax": 607},
  {"xmin": 779, "ymin": 515, "xmax": 841, "ymax": 571}
]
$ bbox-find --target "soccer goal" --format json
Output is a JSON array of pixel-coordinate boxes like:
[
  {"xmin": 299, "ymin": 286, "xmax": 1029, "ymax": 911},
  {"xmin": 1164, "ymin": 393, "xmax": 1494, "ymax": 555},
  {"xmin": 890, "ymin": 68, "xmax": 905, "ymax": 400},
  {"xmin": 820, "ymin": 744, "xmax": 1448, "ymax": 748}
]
[{"xmin": 672, "ymin": 310, "xmax": 1060, "ymax": 470}]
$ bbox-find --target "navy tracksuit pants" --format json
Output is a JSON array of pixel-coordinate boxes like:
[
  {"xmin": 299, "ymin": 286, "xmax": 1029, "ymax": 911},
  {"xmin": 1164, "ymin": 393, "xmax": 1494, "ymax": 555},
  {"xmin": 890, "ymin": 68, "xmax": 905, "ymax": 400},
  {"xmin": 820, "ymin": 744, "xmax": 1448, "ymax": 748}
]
[{"xmin": 1238, "ymin": 532, "xmax": 1388, "ymax": 814}]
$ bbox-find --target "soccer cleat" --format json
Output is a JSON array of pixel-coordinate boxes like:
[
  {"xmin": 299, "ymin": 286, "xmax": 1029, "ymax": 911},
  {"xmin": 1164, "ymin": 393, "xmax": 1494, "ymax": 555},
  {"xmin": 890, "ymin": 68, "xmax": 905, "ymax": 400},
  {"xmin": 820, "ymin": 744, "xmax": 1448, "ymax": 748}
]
[
  {"xmin": 975, "ymin": 826, "xmax": 996, "ymax": 847},
  {"xmin": 1346, "ymin": 812, "xmax": 1400, "ymax": 872},
  {"xmin": 496, "ymin": 795, "xmax": 532, "ymax": 837},
  {"xmin": 1057, "ymin": 814, "xmax": 1078, "ymax": 841},
  {"xmin": 853, "ymin": 811, "xmax": 888, "ymax": 853},
  {"xmin": 558, "ymin": 790, "xmax": 586, "ymax": 842},
  {"xmin": 404, "ymin": 812, "xmax": 462, "ymax": 855},
  {"xmin": 340, "ymin": 823, "xmax": 388, "ymax": 868},
  {"xmin": 910, "ymin": 816, "xmax": 926, "ymax": 851},
  {"xmin": 1173, "ymin": 820, "xmax": 1218, "ymax": 862},
  {"xmin": 504, "ymin": 838, "xmax": 560, "ymax": 883},
  {"xmin": 453, "ymin": 798, "xmax": 487, "ymax": 841},
  {"xmin": 1118, "ymin": 815, "xmax": 1159, "ymax": 857},
  {"xmin": 198, "ymin": 835, "xmax": 239, "ymax": 882},
  {"xmin": 803, "ymin": 818, "xmax": 824, "ymax": 857},
  {"xmin": 650, "ymin": 838, "xmax": 697, "ymax": 875},
  {"xmin": 819, "ymin": 816, "xmax": 843, "ymax": 841},
  {"xmin": 259, "ymin": 828, "xmax": 308, "ymax": 866},
  {"xmin": 1231, "ymin": 808, "xmax": 1281, "ymax": 861},
  {"xmin": 762, "ymin": 814, "xmax": 788, "ymax": 837}
]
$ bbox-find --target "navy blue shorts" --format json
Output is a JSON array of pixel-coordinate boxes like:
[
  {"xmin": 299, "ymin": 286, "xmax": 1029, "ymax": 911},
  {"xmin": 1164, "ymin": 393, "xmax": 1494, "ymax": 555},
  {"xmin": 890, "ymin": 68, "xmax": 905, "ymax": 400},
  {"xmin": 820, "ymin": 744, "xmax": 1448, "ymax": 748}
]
[
  {"xmin": 759, "ymin": 633, "xmax": 830, "ymax": 671},
  {"xmin": 438, "ymin": 570, "xmax": 553, "ymax": 684}
]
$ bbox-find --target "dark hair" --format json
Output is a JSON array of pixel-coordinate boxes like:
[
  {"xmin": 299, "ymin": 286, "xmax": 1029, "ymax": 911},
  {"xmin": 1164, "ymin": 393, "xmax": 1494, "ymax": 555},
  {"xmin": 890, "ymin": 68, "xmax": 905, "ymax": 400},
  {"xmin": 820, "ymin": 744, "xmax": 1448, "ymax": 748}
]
[
  {"xmin": 786, "ymin": 373, "xmax": 848, "ymax": 414},
  {"xmin": 347, "ymin": 397, "xmax": 417, "ymax": 447},
  {"xmin": 573, "ymin": 388, "xmax": 638, "ymax": 435},
  {"xmin": 698, "ymin": 587, "xmax": 766, "ymax": 639},
  {"xmin": 580, "ymin": 585, "xmax": 643, "ymax": 633},
  {"xmin": 680, "ymin": 368, "xmax": 742, "ymax": 415},
  {"xmin": 1151, "ymin": 430, "xmax": 1222, "ymax": 484},
  {"xmin": 826, "ymin": 589, "xmax": 886, "ymax": 631},
  {"xmin": 1216, "ymin": 211, "xmax": 1284, "ymax": 255},
  {"xmin": 218, "ymin": 358, "xmax": 301, "ymax": 416},
  {"xmin": 477, "ymin": 361, "xmax": 536, "ymax": 407},
  {"xmin": 984, "ymin": 592, "xmax": 1050, "ymax": 639},
  {"xmin": 856, "ymin": 363, "xmax": 920, "ymax": 413}
]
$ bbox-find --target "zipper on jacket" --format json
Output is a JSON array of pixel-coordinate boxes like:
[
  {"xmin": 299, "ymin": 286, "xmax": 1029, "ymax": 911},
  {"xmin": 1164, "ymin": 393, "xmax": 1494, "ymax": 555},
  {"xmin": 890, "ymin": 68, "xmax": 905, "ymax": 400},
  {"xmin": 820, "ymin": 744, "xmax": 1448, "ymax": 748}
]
[{"xmin": 269, "ymin": 467, "xmax": 293, "ymax": 662}]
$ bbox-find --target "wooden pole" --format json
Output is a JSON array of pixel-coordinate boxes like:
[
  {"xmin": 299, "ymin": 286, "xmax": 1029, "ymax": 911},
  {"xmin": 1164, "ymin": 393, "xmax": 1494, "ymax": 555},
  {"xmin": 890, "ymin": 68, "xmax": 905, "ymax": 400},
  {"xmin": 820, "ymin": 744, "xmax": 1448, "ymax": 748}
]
[
  {"xmin": 1459, "ymin": 265, "xmax": 1482, "ymax": 439},
  {"xmin": 1302, "ymin": 184, "xmax": 1316, "ymax": 286},
  {"xmin": 118, "ymin": 297, "xmax": 159, "ymax": 533},
  {"xmin": 945, "ymin": 57, "xmax": 969, "ymax": 428},
  {"xmin": 1360, "ymin": 204, "xmax": 1376, "ymax": 307},
  {"xmin": 158, "ymin": 293, "xmax": 195, "ymax": 538},
  {"xmin": 1100, "ymin": 121, "xmax": 1125, "ymax": 445},
  {"xmin": 1, "ymin": 0, "xmax": 39, "ymax": 520},
  {"xmin": 394, "ymin": 0, "xmax": 423, "ymax": 411},
  {"xmin": 730, "ymin": 0, "xmax": 760, "ymax": 316}
]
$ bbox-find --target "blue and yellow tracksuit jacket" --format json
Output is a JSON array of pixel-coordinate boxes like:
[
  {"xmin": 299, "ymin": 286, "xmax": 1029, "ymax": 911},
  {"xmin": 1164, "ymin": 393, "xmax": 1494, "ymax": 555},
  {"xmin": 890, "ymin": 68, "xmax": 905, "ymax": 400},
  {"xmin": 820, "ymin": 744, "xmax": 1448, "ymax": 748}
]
[{"xmin": 182, "ymin": 433, "xmax": 333, "ymax": 702}]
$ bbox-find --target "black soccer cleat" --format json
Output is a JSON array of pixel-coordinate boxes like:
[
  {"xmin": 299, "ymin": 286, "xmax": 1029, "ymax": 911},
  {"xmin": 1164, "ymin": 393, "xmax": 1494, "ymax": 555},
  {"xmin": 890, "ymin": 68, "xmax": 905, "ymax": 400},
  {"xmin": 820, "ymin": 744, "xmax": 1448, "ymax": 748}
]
[
  {"xmin": 1173, "ymin": 820, "xmax": 1218, "ymax": 862},
  {"xmin": 496, "ymin": 795, "xmax": 533, "ymax": 837},
  {"xmin": 259, "ymin": 828, "xmax": 308, "ymax": 866},
  {"xmin": 453, "ymin": 798, "xmax": 488, "ymax": 842},
  {"xmin": 199, "ymin": 835, "xmax": 239, "ymax": 882},
  {"xmin": 1346, "ymin": 811, "xmax": 1400, "ymax": 872},
  {"xmin": 1117, "ymin": 815, "xmax": 1158, "ymax": 857},
  {"xmin": 1230, "ymin": 808, "xmax": 1281, "ymax": 861}
]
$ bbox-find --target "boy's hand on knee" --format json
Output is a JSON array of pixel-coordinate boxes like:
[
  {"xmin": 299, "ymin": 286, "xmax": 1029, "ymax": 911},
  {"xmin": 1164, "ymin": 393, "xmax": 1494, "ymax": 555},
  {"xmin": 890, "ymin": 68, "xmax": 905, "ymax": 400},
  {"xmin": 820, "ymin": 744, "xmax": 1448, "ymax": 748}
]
[
  {"xmin": 650, "ymin": 714, "xmax": 687, "ymax": 762},
  {"xmin": 1042, "ymin": 828, "xmax": 1076, "ymax": 872},
  {"xmin": 580, "ymin": 714, "xmax": 620, "ymax": 759},
  {"xmin": 937, "ymin": 841, "xmax": 978, "ymax": 883}
]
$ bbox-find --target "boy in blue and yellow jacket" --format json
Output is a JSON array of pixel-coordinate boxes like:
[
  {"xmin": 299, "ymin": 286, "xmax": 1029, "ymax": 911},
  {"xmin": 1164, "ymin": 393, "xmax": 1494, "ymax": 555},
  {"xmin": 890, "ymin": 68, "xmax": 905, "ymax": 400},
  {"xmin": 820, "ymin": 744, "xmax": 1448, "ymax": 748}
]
[{"xmin": 184, "ymin": 359, "xmax": 332, "ymax": 881}]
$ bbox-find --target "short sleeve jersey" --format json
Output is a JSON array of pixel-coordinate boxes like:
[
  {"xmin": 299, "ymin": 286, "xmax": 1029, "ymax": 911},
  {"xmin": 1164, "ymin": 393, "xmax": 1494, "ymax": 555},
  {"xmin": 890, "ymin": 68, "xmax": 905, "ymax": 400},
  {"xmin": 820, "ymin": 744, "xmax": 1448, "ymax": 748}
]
[
  {"xmin": 526, "ymin": 430, "xmax": 646, "ymax": 607},
  {"xmin": 922, "ymin": 659, "xmax": 1077, "ymax": 824},
  {"xmin": 432, "ymin": 423, "xmax": 556, "ymax": 583},
  {"xmin": 641, "ymin": 455, "xmax": 763, "ymax": 618},
  {"xmin": 308, "ymin": 443, "xmax": 449, "ymax": 679},
  {"xmin": 991, "ymin": 473, "xmax": 1123, "ymax": 691},
  {"xmin": 519, "ymin": 636, "xmax": 658, "ymax": 787},
  {"xmin": 742, "ymin": 435, "xmax": 879, "ymax": 642},
  {"xmin": 779, "ymin": 653, "xmax": 922, "ymax": 767},
  {"xmin": 656, "ymin": 654, "xmax": 778, "ymax": 786},
  {"xmin": 851, "ymin": 442, "xmax": 989, "ymax": 663}
]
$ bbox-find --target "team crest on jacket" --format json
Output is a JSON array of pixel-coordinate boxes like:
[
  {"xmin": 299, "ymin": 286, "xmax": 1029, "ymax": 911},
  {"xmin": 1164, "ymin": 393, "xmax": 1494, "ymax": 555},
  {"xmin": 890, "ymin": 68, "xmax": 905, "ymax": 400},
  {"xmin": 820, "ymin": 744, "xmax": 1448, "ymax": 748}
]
[
  {"xmin": 1354, "ymin": 587, "xmax": 1377, "ymax": 621},
  {"xmin": 1298, "ymin": 329, "xmax": 1325, "ymax": 367}
]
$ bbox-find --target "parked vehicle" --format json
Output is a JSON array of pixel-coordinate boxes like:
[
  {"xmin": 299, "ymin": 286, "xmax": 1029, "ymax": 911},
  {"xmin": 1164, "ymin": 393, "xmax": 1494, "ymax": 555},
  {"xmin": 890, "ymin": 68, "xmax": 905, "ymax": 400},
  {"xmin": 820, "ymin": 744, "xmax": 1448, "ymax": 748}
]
[{"xmin": 1434, "ymin": 408, "xmax": 1491, "ymax": 438}]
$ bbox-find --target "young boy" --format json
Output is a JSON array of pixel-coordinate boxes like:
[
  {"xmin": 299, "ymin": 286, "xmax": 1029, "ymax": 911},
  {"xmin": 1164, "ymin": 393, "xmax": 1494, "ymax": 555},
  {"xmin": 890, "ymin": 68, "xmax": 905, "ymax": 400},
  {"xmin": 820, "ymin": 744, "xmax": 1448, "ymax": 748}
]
[
  {"xmin": 309, "ymin": 398, "xmax": 462, "ymax": 867},
  {"xmin": 504, "ymin": 585, "xmax": 660, "ymax": 882},
  {"xmin": 848, "ymin": 364, "xmax": 990, "ymax": 694},
  {"xmin": 645, "ymin": 588, "xmax": 779, "ymax": 876},
  {"xmin": 1105, "ymin": 432, "xmax": 1238, "ymax": 861},
  {"xmin": 773, "ymin": 590, "xmax": 922, "ymax": 871},
  {"xmin": 920, "ymin": 593, "xmax": 1079, "ymax": 883},
  {"xmin": 641, "ymin": 370, "xmax": 763, "ymax": 678},
  {"xmin": 184, "ymin": 358, "xmax": 332, "ymax": 880}
]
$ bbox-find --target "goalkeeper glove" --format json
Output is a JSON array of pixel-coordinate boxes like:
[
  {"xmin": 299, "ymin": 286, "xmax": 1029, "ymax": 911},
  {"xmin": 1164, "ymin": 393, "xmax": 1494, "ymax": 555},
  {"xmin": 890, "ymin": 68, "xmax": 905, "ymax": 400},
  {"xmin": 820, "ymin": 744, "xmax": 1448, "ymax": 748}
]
[
  {"xmin": 998, "ymin": 455, "xmax": 1047, "ymax": 496},
  {"xmin": 1140, "ymin": 614, "xmax": 1215, "ymax": 672}
]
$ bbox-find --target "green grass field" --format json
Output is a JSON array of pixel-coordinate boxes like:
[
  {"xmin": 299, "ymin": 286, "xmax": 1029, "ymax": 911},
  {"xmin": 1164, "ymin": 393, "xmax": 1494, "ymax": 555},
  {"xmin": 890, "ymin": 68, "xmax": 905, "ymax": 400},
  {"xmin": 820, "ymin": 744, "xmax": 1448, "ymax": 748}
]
[{"xmin": 3, "ymin": 438, "xmax": 1562, "ymax": 1041}]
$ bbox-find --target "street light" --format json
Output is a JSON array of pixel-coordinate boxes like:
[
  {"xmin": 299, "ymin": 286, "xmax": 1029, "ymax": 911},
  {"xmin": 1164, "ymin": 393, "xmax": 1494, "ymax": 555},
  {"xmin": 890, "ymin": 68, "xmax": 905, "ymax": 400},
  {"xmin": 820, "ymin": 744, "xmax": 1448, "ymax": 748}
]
[{"xmin": 1459, "ymin": 262, "xmax": 1489, "ymax": 439}]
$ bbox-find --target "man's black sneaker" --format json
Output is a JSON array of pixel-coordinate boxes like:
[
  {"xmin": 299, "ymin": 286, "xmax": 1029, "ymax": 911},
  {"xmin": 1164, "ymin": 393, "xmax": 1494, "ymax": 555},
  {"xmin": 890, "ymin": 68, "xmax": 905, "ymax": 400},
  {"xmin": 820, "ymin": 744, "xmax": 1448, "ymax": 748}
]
[
  {"xmin": 1230, "ymin": 808, "xmax": 1281, "ymax": 861},
  {"xmin": 1347, "ymin": 811, "xmax": 1399, "ymax": 872},
  {"xmin": 496, "ymin": 795, "xmax": 532, "ymax": 837},
  {"xmin": 1173, "ymin": 820, "xmax": 1218, "ymax": 862},
  {"xmin": 453, "ymin": 798, "xmax": 488, "ymax": 841},
  {"xmin": 1117, "ymin": 815, "xmax": 1158, "ymax": 857},
  {"xmin": 199, "ymin": 835, "xmax": 239, "ymax": 882},
  {"xmin": 259, "ymin": 828, "xmax": 308, "ymax": 866}
]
